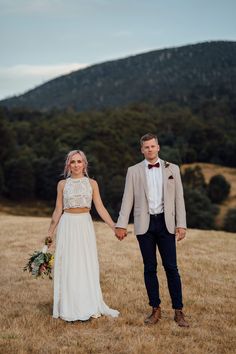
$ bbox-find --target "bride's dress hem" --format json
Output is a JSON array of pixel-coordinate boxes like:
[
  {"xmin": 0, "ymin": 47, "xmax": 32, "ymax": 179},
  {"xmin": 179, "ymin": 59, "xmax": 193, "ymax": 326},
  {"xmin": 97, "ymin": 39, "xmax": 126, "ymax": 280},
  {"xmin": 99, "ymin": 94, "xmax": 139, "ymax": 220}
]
[{"xmin": 53, "ymin": 310, "xmax": 119, "ymax": 322}]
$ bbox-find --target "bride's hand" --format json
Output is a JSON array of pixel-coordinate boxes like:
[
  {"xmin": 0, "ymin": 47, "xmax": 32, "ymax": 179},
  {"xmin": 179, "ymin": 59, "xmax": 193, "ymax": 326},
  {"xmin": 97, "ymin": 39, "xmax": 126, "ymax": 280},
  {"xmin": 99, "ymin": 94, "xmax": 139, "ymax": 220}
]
[{"xmin": 45, "ymin": 236, "xmax": 53, "ymax": 248}]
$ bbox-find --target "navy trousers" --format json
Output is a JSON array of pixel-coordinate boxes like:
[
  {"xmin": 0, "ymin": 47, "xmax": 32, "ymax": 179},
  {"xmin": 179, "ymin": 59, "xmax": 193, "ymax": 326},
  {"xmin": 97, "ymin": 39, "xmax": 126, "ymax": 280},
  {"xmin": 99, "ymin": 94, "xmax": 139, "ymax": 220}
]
[{"xmin": 136, "ymin": 213, "xmax": 183, "ymax": 309}]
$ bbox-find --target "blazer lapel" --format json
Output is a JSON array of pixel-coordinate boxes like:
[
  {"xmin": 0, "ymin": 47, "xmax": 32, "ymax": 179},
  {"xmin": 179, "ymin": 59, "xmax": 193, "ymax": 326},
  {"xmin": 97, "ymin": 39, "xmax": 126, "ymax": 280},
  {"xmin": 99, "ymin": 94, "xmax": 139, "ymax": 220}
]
[
  {"xmin": 161, "ymin": 159, "xmax": 172, "ymax": 200},
  {"xmin": 139, "ymin": 161, "xmax": 149, "ymax": 199}
]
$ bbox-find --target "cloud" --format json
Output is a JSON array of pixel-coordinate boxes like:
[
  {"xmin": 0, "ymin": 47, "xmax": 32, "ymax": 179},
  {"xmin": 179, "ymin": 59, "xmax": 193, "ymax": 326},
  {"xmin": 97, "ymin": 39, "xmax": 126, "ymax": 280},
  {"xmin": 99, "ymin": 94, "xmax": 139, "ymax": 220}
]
[
  {"xmin": 0, "ymin": 63, "xmax": 88, "ymax": 78},
  {"xmin": 0, "ymin": 0, "xmax": 65, "ymax": 15},
  {"xmin": 0, "ymin": 63, "xmax": 88, "ymax": 99}
]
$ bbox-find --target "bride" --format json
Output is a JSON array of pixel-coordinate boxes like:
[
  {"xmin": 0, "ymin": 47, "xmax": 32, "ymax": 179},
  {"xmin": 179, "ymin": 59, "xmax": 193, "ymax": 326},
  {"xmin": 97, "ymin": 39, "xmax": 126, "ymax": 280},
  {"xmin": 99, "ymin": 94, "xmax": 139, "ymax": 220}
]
[{"xmin": 46, "ymin": 149, "xmax": 119, "ymax": 321}]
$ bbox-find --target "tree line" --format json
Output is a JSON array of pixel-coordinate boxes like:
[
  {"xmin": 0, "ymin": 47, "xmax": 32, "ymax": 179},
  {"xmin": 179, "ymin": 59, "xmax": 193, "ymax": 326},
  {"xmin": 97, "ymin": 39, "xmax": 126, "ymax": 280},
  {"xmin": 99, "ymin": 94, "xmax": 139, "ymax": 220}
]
[{"xmin": 0, "ymin": 98, "xmax": 235, "ymax": 231}]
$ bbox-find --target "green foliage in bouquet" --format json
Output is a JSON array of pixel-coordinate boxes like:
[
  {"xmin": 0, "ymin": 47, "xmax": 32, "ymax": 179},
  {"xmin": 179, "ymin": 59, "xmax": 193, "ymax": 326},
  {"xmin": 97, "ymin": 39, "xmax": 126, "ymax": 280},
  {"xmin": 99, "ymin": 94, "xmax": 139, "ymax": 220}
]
[{"xmin": 23, "ymin": 249, "xmax": 54, "ymax": 279}]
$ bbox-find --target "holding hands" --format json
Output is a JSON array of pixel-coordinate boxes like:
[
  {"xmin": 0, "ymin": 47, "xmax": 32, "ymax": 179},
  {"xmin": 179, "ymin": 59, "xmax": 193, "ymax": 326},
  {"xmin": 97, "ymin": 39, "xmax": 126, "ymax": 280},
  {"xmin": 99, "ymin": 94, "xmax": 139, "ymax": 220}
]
[
  {"xmin": 115, "ymin": 228, "xmax": 127, "ymax": 241},
  {"xmin": 115, "ymin": 228, "xmax": 186, "ymax": 241}
]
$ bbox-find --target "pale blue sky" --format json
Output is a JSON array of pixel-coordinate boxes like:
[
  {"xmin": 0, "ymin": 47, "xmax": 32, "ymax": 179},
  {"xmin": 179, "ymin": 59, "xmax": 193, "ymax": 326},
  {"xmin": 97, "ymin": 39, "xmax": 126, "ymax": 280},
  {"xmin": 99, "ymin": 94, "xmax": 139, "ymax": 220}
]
[{"xmin": 0, "ymin": 0, "xmax": 235, "ymax": 99}]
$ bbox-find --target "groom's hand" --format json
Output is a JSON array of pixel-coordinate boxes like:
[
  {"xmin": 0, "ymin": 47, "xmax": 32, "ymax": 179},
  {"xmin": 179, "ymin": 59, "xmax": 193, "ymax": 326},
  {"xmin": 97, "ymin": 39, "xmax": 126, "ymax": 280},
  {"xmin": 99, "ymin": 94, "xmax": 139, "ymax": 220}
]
[
  {"xmin": 175, "ymin": 227, "xmax": 186, "ymax": 241},
  {"xmin": 115, "ymin": 228, "xmax": 127, "ymax": 241}
]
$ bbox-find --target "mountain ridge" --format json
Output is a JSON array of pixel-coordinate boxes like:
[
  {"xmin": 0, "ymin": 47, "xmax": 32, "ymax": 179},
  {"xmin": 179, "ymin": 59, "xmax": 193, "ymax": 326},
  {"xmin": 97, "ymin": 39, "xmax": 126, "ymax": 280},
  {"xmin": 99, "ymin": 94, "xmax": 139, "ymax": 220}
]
[{"xmin": 1, "ymin": 40, "xmax": 236, "ymax": 112}]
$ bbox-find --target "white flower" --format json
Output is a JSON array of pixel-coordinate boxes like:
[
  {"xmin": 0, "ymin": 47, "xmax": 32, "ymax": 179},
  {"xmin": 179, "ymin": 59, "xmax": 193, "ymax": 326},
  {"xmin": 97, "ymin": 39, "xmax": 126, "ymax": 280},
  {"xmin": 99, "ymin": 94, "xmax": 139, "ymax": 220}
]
[{"xmin": 41, "ymin": 245, "xmax": 48, "ymax": 254}]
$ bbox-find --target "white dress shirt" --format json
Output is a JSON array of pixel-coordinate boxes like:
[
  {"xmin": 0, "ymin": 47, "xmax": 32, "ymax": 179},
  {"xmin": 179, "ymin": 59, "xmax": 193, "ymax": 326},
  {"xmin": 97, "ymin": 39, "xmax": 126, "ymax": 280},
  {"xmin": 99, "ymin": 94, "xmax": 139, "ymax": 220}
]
[{"xmin": 144, "ymin": 158, "xmax": 164, "ymax": 214}]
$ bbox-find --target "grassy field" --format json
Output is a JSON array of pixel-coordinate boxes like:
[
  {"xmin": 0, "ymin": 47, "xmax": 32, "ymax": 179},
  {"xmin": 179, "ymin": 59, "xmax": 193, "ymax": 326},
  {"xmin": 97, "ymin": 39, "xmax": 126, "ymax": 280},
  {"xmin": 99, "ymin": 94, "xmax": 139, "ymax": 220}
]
[{"xmin": 0, "ymin": 215, "xmax": 235, "ymax": 354}]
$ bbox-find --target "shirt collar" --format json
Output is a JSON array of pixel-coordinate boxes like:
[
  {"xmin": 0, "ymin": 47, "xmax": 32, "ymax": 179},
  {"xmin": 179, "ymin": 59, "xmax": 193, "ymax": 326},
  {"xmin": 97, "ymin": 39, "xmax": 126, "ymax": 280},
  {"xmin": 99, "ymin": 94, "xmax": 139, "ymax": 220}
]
[{"xmin": 144, "ymin": 158, "xmax": 160, "ymax": 167}]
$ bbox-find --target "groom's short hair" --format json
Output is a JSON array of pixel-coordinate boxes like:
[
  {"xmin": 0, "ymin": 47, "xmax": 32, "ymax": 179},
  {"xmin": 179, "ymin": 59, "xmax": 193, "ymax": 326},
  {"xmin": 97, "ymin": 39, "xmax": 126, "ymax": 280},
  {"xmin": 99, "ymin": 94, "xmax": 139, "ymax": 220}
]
[{"xmin": 140, "ymin": 133, "xmax": 158, "ymax": 146}]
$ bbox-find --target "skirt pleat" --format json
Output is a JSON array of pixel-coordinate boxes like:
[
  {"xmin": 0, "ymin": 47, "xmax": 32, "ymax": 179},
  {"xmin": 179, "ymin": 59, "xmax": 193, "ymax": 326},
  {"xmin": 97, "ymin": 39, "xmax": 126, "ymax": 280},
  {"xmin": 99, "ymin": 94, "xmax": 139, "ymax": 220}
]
[{"xmin": 53, "ymin": 212, "xmax": 119, "ymax": 321}]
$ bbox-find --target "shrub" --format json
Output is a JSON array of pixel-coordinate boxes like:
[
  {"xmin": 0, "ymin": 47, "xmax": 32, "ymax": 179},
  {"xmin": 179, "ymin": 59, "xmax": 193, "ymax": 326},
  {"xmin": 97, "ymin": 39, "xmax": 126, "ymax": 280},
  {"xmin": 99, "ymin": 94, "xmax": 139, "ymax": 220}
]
[
  {"xmin": 0, "ymin": 164, "xmax": 5, "ymax": 196},
  {"xmin": 208, "ymin": 174, "xmax": 231, "ymax": 204},
  {"xmin": 182, "ymin": 165, "xmax": 206, "ymax": 190},
  {"xmin": 223, "ymin": 208, "xmax": 236, "ymax": 233},
  {"xmin": 184, "ymin": 187, "xmax": 218, "ymax": 229}
]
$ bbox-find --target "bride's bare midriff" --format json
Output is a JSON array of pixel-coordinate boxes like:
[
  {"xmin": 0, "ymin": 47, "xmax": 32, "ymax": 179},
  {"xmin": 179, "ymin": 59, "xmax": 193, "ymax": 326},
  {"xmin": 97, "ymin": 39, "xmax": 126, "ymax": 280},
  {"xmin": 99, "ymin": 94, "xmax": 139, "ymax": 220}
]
[{"xmin": 64, "ymin": 207, "xmax": 90, "ymax": 214}]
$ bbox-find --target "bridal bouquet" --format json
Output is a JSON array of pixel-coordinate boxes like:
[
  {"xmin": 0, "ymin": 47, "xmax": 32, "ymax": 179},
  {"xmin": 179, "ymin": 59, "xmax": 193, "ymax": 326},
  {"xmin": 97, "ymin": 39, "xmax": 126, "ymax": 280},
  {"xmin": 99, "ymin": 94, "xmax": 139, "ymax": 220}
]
[{"xmin": 23, "ymin": 238, "xmax": 54, "ymax": 279}]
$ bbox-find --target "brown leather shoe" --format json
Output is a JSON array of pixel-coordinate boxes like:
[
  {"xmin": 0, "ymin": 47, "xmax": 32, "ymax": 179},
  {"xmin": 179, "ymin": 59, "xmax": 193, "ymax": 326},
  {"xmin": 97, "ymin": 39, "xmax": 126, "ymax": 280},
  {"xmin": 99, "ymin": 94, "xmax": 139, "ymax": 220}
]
[
  {"xmin": 144, "ymin": 307, "xmax": 161, "ymax": 325},
  {"xmin": 174, "ymin": 310, "xmax": 189, "ymax": 327}
]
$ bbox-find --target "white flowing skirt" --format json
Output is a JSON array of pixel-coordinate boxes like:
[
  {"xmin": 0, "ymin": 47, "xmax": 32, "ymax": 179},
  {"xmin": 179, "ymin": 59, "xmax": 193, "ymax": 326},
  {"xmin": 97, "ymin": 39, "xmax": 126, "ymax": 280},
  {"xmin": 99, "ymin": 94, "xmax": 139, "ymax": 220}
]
[{"xmin": 53, "ymin": 212, "xmax": 119, "ymax": 321}]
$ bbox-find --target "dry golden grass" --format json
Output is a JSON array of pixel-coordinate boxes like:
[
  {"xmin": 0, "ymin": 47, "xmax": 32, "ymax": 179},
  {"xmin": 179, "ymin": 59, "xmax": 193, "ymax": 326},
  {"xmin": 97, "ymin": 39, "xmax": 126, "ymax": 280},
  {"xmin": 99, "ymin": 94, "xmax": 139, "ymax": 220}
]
[
  {"xmin": 0, "ymin": 215, "xmax": 236, "ymax": 354},
  {"xmin": 182, "ymin": 163, "xmax": 236, "ymax": 226}
]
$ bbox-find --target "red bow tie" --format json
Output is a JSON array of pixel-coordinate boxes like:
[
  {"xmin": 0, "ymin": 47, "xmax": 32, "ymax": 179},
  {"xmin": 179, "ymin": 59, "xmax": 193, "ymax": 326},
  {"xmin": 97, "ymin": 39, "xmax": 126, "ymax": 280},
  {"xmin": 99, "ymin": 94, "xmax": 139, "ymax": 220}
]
[{"xmin": 148, "ymin": 162, "xmax": 160, "ymax": 169}]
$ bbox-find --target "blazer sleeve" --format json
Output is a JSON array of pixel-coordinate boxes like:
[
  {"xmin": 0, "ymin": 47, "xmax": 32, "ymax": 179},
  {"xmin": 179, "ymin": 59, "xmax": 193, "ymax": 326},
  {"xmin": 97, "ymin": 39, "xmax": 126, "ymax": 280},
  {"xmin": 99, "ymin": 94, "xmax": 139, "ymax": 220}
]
[
  {"xmin": 116, "ymin": 167, "xmax": 134, "ymax": 229},
  {"xmin": 174, "ymin": 165, "xmax": 187, "ymax": 229}
]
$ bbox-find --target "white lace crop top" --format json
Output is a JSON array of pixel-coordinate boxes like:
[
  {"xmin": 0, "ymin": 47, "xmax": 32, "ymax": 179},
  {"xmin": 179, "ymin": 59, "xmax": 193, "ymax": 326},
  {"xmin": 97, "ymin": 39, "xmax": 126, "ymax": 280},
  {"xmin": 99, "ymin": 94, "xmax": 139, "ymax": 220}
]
[{"xmin": 63, "ymin": 177, "xmax": 92, "ymax": 210}]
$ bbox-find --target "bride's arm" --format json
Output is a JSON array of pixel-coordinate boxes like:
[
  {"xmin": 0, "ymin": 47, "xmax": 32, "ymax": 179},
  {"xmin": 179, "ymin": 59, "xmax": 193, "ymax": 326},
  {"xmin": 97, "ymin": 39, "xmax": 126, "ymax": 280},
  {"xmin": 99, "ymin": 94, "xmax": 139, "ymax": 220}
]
[
  {"xmin": 47, "ymin": 180, "xmax": 65, "ymax": 239},
  {"xmin": 90, "ymin": 179, "xmax": 115, "ymax": 231}
]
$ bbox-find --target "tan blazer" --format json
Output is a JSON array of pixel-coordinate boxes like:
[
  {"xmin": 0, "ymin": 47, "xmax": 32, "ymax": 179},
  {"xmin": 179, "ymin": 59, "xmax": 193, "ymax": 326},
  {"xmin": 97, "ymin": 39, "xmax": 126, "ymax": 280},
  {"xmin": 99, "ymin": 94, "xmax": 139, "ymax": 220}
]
[{"xmin": 116, "ymin": 159, "xmax": 186, "ymax": 235}]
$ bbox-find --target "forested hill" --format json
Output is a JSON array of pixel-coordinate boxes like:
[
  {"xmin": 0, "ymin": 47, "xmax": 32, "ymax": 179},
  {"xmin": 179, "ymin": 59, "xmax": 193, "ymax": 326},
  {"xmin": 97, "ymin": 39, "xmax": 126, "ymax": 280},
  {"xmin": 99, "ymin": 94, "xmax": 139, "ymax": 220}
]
[{"xmin": 1, "ymin": 41, "xmax": 236, "ymax": 112}]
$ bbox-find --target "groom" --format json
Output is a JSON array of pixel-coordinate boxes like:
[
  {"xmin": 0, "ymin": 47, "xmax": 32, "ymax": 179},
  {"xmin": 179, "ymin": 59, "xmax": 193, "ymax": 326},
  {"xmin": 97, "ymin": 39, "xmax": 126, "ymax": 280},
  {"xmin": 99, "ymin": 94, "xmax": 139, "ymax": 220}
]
[{"xmin": 115, "ymin": 133, "xmax": 189, "ymax": 327}]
